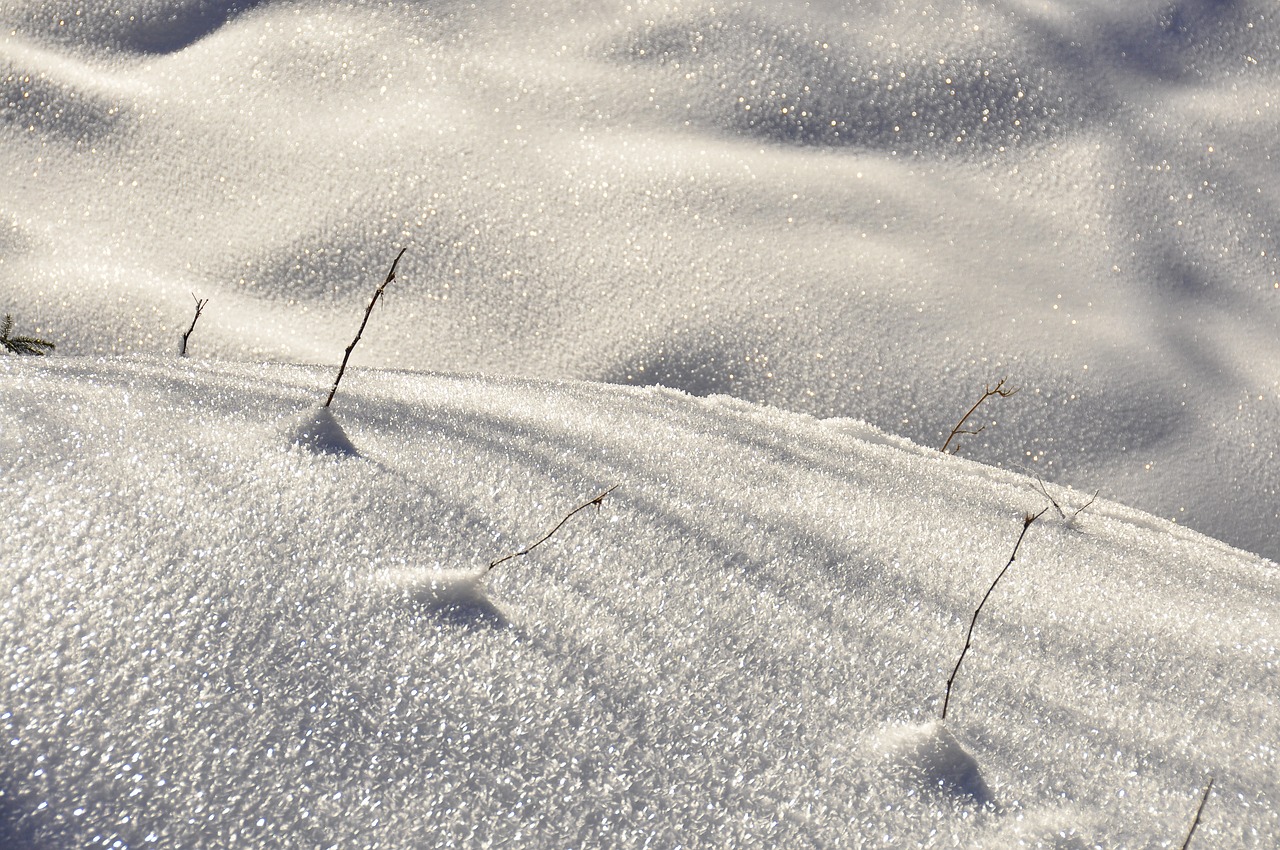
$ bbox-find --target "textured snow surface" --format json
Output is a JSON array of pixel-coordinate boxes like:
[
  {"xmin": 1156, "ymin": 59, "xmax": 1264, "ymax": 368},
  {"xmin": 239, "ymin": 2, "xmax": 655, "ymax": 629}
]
[
  {"xmin": 1, "ymin": 355, "xmax": 1277, "ymax": 848},
  {"xmin": 2, "ymin": 0, "xmax": 1278, "ymax": 559}
]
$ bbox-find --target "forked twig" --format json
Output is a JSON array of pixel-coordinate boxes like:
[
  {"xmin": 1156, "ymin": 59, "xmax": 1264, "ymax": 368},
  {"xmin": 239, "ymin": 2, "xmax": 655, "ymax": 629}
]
[
  {"xmin": 1032, "ymin": 476, "xmax": 1067, "ymax": 519},
  {"xmin": 1031, "ymin": 476, "xmax": 1098, "ymax": 522},
  {"xmin": 1179, "ymin": 777, "xmax": 1214, "ymax": 850},
  {"xmin": 180, "ymin": 293, "xmax": 208, "ymax": 357},
  {"xmin": 488, "ymin": 485, "xmax": 619, "ymax": 571},
  {"xmin": 941, "ymin": 508, "xmax": 1048, "ymax": 722},
  {"xmin": 942, "ymin": 376, "xmax": 1019, "ymax": 454},
  {"xmin": 325, "ymin": 248, "xmax": 407, "ymax": 408}
]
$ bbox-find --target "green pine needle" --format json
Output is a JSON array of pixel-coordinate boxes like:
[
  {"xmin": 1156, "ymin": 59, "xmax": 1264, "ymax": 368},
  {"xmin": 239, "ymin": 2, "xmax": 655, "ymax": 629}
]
[{"xmin": 1, "ymin": 314, "xmax": 56, "ymax": 356}]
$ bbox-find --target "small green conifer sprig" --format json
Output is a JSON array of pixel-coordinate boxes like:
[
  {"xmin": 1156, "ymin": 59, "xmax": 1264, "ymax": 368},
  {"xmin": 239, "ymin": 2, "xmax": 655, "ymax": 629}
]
[{"xmin": 1, "ymin": 314, "xmax": 55, "ymax": 356}]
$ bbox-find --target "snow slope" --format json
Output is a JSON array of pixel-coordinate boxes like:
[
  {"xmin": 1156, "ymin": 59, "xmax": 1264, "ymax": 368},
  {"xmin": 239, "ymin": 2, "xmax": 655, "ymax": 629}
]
[
  {"xmin": 1, "ymin": 355, "xmax": 1276, "ymax": 848},
  {"xmin": 2, "ymin": 0, "xmax": 1278, "ymax": 559}
]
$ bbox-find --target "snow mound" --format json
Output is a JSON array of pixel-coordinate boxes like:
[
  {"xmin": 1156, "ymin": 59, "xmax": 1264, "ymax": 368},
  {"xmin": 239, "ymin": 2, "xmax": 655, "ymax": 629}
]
[
  {"xmin": 867, "ymin": 721, "xmax": 996, "ymax": 808},
  {"xmin": 289, "ymin": 405, "xmax": 359, "ymax": 456},
  {"xmin": 375, "ymin": 566, "xmax": 506, "ymax": 626}
]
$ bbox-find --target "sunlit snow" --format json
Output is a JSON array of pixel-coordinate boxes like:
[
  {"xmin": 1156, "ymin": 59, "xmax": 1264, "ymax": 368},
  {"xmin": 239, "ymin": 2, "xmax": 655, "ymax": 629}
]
[{"xmin": 2, "ymin": 0, "xmax": 1278, "ymax": 846}]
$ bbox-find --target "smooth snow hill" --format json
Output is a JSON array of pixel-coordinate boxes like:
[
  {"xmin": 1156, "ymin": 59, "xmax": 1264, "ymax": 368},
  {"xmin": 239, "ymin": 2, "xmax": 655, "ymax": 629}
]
[
  {"xmin": 1, "ymin": 355, "xmax": 1275, "ymax": 848},
  {"xmin": 2, "ymin": 0, "xmax": 1278, "ymax": 561}
]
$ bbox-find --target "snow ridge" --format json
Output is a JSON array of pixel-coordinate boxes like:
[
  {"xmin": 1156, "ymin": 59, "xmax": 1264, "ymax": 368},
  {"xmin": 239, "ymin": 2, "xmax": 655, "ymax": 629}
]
[{"xmin": 0, "ymin": 355, "xmax": 1275, "ymax": 847}]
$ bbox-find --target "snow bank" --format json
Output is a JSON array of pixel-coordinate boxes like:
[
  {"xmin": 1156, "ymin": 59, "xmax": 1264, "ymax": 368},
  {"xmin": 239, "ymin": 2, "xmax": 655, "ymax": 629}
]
[
  {"xmin": 0, "ymin": 355, "xmax": 1275, "ymax": 847},
  {"xmin": 1, "ymin": 0, "xmax": 1277, "ymax": 559}
]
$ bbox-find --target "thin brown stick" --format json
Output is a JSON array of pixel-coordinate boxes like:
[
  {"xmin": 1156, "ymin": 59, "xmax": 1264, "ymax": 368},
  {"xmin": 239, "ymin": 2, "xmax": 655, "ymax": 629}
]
[
  {"xmin": 1031, "ymin": 476, "xmax": 1067, "ymax": 519},
  {"xmin": 324, "ymin": 248, "xmax": 407, "ymax": 408},
  {"xmin": 941, "ymin": 508, "xmax": 1048, "ymax": 722},
  {"xmin": 942, "ymin": 376, "xmax": 1019, "ymax": 454},
  {"xmin": 488, "ymin": 485, "xmax": 619, "ymax": 571},
  {"xmin": 1179, "ymin": 777, "xmax": 1214, "ymax": 850},
  {"xmin": 1031, "ymin": 476, "xmax": 1099, "ymax": 522},
  {"xmin": 180, "ymin": 293, "xmax": 208, "ymax": 357},
  {"xmin": 1072, "ymin": 490, "xmax": 1098, "ymax": 519}
]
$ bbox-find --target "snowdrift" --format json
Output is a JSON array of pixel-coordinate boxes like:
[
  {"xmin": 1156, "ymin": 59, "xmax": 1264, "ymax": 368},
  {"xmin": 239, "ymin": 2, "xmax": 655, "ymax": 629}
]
[
  {"xmin": 1, "ymin": 355, "xmax": 1275, "ymax": 847},
  {"xmin": 1, "ymin": 0, "xmax": 1278, "ymax": 560}
]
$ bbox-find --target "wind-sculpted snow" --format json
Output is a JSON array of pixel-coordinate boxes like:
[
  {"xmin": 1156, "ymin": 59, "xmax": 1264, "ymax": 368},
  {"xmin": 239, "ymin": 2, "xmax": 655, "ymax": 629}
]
[
  {"xmin": 2, "ymin": 0, "xmax": 265, "ymax": 55},
  {"xmin": 606, "ymin": 4, "xmax": 1085, "ymax": 151},
  {"xmin": 0, "ymin": 357, "xmax": 1276, "ymax": 847},
  {"xmin": 0, "ymin": 0, "xmax": 1277, "ymax": 573}
]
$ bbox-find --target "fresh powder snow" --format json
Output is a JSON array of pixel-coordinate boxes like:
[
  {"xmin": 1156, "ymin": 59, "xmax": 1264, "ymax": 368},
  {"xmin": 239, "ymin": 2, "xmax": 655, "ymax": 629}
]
[
  {"xmin": 2, "ymin": 356, "xmax": 1276, "ymax": 847},
  {"xmin": 1, "ymin": 0, "xmax": 1278, "ymax": 847},
  {"xmin": 1, "ymin": 0, "xmax": 1277, "ymax": 559}
]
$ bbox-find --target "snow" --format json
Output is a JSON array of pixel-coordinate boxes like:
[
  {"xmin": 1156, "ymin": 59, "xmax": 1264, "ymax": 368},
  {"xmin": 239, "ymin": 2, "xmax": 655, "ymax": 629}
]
[
  {"xmin": 290, "ymin": 405, "xmax": 361, "ymax": 456},
  {"xmin": 1, "ymin": 355, "xmax": 1276, "ymax": 847},
  {"xmin": 1, "ymin": 0, "xmax": 1278, "ymax": 846},
  {"xmin": 2, "ymin": 0, "xmax": 1278, "ymax": 559},
  {"xmin": 865, "ymin": 721, "xmax": 995, "ymax": 808}
]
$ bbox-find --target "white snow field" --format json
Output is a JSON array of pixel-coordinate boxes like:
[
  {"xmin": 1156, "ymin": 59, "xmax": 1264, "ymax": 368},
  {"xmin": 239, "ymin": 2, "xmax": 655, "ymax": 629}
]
[
  {"xmin": 2, "ymin": 0, "xmax": 1279, "ymax": 846},
  {"xmin": 1, "ymin": 0, "xmax": 1278, "ymax": 559},
  {"xmin": 1, "ymin": 354, "xmax": 1276, "ymax": 848}
]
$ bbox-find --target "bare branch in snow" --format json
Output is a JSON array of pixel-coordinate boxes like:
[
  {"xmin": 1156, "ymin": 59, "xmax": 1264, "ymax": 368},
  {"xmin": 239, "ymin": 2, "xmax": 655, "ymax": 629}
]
[
  {"xmin": 1178, "ymin": 777, "xmax": 1214, "ymax": 850},
  {"xmin": 325, "ymin": 248, "xmax": 407, "ymax": 408},
  {"xmin": 942, "ymin": 376, "xmax": 1018, "ymax": 454},
  {"xmin": 180, "ymin": 293, "xmax": 208, "ymax": 357},
  {"xmin": 942, "ymin": 507, "xmax": 1048, "ymax": 722},
  {"xmin": 488, "ymin": 485, "xmax": 619, "ymax": 572}
]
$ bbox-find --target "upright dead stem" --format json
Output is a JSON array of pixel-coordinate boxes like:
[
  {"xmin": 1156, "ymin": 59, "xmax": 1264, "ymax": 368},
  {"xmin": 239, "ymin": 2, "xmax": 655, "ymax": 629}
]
[
  {"xmin": 325, "ymin": 248, "xmax": 406, "ymax": 408},
  {"xmin": 180, "ymin": 293, "xmax": 208, "ymax": 357},
  {"xmin": 941, "ymin": 508, "xmax": 1048, "ymax": 722},
  {"xmin": 1179, "ymin": 778, "xmax": 1214, "ymax": 850},
  {"xmin": 488, "ymin": 485, "xmax": 619, "ymax": 571},
  {"xmin": 942, "ymin": 376, "xmax": 1019, "ymax": 454},
  {"xmin": 1031, "ymin": 477, "xmax": 1099, "ymax": 523}
]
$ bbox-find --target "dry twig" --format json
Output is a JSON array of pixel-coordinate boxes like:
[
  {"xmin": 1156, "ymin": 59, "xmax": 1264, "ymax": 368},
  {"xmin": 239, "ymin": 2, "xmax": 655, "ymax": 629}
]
[
  {"xmin": 180, "ymin": 293, "xmax": 208, "ymax": 357},
  {"xmin": 325, "ymin": 248, "xmax": 407, "ymax": 408},
  {"xmin": 1179, "ymin": 777, "xmax": 1214, "ymax": 850},
  {"xmin": 942, "ymin": 507, "xmax": 1048, "ymax": 722},
  {"xmin": 942, "ymin": 377, "xmax": 1018, "ymax": 454},
  {"xmin": 488, "ymin": 485, "xmax": 619, "ymax": 571},
  {"xmin": 1031, "ymin": 476, "xmax": 1098, "ymax": 522}
]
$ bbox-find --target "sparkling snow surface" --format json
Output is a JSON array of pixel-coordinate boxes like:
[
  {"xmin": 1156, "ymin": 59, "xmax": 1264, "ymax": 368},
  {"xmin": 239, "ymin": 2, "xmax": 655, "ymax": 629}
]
[
  {"xmin": 1, "ymin": 356, "xmax": 1277, "ymax": 848},
  {"xmin": 2, "ymin": 0, "xmax": 1278, "ymax": 559},
  {"xmin": 2, "ymin": 0, "xmax": 1280, "ymax": 846}
]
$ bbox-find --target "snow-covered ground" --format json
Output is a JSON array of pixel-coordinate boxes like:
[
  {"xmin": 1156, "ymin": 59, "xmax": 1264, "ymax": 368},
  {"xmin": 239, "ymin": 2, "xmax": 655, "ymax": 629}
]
[
  {"xmin": 2, "ymin": 0, "xmax": 1278, "ymax": 846},
  {"xmin": 2, "ymin": 355, "xmax": 1276, "ymax": 848},
  {"xmin": 3, "ymin": 0, "xmax": 1277, "ymax": 560}
]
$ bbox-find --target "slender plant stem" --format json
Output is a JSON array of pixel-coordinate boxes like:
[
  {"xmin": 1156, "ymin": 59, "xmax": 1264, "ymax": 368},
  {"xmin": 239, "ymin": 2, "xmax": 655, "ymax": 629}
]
[
  {"xmin": 941, "ymin": 507, "xmax": 1048, "ymax": 722},
  {"xmin": 488, "ymin": 485, "xmax": 618, "ymax": 571},
  {"xmin": 1179, "ymin": 777, "xmax": 1214, "ymax": 850},
  {"xmin": 180, "ymin": 293, "xmax": 208, "ymax": 357},
  {"xmin": 941, "ymin": 377, "xmax": 1018, "ymax": 454},
  {"xmin": 325, "ymin": 248, "xmax": 407, "ymax": 408},
  {"xmin": 1032, "ymin": 476, "xmax": 1100, "ymax": 522}
]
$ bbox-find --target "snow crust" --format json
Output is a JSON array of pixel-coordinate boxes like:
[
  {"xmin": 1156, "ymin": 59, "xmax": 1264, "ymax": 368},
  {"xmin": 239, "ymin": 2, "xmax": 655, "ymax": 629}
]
[
  {"xmin": 1, "ymin": 355, "xmax": 1276, "ymax": 848},
  {"xmin": 2, "ymin": 0, "xmax": 1280, "ymax": 845},
  {"xmin": 1, "ymin": 0, "xmax": 1278, "ymax": 558}
]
